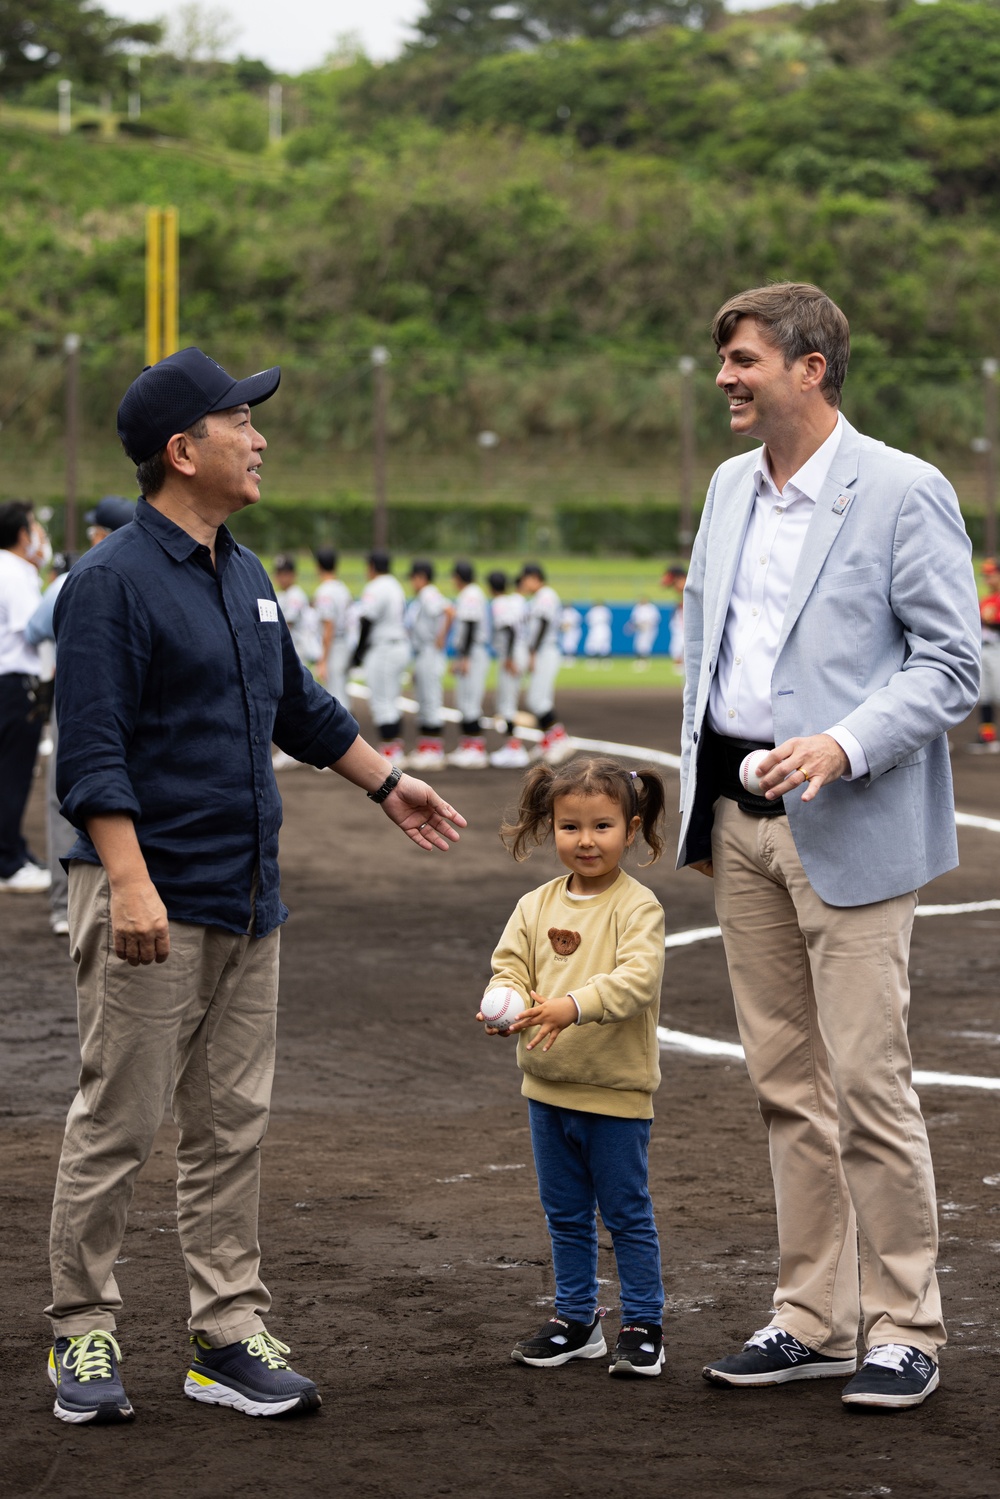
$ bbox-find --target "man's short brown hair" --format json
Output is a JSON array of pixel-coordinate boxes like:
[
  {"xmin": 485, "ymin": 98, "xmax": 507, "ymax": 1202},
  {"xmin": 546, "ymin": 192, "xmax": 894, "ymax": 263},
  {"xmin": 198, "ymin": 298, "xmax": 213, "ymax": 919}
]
[{"xmin": 712, "ymin": 282, "xmax": 850, "ymax": 407}]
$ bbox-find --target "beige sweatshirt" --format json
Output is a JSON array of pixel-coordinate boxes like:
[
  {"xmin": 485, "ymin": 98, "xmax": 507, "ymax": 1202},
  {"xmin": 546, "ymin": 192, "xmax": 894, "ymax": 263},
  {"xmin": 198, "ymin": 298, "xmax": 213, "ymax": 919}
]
[{"xmin": 489, "ymin": 870, "xmax": 665, "ymax": 1120}]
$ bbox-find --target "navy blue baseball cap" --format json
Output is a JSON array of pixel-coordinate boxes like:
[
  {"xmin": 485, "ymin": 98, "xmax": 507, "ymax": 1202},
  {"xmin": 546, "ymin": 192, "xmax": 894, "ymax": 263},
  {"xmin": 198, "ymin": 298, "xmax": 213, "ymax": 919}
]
[
  {"xmin": 84, "ymin": 495, "xmax": 136, "ymax": 530},
  {"xmin": 117, "ymin": 346, "xmax": 281, "ymax": 464}
]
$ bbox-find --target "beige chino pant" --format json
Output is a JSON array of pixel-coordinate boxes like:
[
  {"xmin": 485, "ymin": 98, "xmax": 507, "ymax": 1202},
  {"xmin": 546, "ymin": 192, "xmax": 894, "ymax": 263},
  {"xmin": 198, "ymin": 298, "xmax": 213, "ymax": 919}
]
[
  {"xmin": 711, "ymin": 797, "xmax": 945, "ymax": 1358},
  {"xmin": 47, "ymin": 862, "xmax": 280, "ymax": 1347}
]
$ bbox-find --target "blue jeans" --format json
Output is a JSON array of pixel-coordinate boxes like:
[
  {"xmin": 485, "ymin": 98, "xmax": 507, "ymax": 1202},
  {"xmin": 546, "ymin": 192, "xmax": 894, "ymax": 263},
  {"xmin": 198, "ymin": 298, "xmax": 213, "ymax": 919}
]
[{"xmin": 528, "ymin": 1100, "xmax": 664, "ymax": 1325}]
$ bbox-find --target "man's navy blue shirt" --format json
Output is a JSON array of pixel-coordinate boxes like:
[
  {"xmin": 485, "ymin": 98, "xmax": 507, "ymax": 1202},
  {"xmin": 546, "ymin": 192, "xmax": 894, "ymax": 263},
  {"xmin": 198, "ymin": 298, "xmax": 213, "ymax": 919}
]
[{"xmin": 53, "ymin": 498, "xmax": 360, "ymax": 936}]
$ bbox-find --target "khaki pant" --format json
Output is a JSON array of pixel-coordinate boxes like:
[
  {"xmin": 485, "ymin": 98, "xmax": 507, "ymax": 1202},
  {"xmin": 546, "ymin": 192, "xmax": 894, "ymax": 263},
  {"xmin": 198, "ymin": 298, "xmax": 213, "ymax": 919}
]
[
  {"xmin": 711, "ymin": 797, "xmax": 945, "ymax": 1358},
  {"xmin": 47, "ymin": 862, "xmax": 280, "ymax": 1347}
]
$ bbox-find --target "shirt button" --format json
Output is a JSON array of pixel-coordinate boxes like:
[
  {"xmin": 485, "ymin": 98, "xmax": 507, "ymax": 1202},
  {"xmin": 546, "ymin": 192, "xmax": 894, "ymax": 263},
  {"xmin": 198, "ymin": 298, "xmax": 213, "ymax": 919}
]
[
  {"xmin": 728, "ymin": 709, "xmax": 736, "ymax": 719},
  {"xmin": 776, "ymin": 506, "xmax": 784, "ymax": 513},
  {"xmin": 254, "ymin": 734, "xmax": 260, "ymax": 743},
  {"xmin": 735, "ymin": 656, "xmax": 742, "ymax": 665},
  {"xmin": 759, "ymin": 555, "xmax": 767, "ymax": 564},
  {"xmin": 751, "ymin": 607, "xmax": 759, "ymax": 616}
]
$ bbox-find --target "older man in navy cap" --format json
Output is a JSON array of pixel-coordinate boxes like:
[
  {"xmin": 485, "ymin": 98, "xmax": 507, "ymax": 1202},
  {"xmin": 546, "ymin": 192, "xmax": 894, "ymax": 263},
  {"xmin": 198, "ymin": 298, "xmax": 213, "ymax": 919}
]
[{"xmin": 45, "ymin": 349, "xmax": 466, "ymax": 1427}]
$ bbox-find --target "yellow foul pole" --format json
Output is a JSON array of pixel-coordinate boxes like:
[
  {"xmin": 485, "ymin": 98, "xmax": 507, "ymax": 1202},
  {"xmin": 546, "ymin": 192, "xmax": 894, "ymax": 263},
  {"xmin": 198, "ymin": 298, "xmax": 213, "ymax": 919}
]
[
  {"xmin": 163, "ymin": 207, "xmax": 179, "ymax": 357},
  {"xmin": 145, "ymin": 207, "xmax": 163, "ymax": 366}
]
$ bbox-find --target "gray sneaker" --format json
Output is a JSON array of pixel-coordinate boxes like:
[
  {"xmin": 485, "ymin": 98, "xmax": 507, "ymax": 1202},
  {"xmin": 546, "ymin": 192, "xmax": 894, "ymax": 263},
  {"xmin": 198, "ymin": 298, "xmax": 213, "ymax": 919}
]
[{"xmin": 48, "ymin": 1331, "xmax": 134, "ymax": 1424}]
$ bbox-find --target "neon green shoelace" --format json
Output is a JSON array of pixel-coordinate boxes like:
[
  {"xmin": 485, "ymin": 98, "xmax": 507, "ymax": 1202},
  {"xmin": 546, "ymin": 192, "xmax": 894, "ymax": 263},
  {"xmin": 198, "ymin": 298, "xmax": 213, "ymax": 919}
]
[
  {"xmin": 64, "ymin": 1331, "xmax": 123, "ymax": 1383},
  {"xmin": 242, "ymin": 1331, "xmax": 291, "ymax": 1370}
]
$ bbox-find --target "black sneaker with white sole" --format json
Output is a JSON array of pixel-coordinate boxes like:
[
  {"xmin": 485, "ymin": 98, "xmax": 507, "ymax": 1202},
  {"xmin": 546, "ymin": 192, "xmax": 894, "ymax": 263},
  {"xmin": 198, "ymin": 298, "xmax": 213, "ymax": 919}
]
[
  {"xmin": 48, "ymin": 1330, "xmax": 134, "ymax": 1424},
  {"xmin": 609, "ymin": 1322, "xmax": 664, "ymax": 1378},
  {"xmin": 841, "ymin": 1344, "xmax": 939, "ymax": 1409},
  {"xmin": 703, "ymin": 1326, "xmax": 857, "ymax": 1387},
  {"xmin": 185, "ymin": 1330, "xmax": 321, "ymax": 1417},
  {"xmin": 512, "ymin": 1312, "xmax": 607, "ymax": 1368}
]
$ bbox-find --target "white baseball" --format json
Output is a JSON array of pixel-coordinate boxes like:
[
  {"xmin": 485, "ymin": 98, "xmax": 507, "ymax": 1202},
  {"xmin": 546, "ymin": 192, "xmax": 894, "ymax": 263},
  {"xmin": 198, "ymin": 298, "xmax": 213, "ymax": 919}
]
[
  {"xmin": 480, "ymin": 986, "xmax": 526, "ymax": 1031},
  {"xmin": 738, "ymin": 749, "xmax": 770, "ymax": 797}
]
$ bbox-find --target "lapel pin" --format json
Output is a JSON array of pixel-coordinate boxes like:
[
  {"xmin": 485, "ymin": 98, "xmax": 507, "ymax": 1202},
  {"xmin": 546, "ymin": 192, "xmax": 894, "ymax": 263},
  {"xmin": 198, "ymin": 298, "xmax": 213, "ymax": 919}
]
[{"xmin": 832, "ymin": 493, "xmax": 853, "ymax": 515}]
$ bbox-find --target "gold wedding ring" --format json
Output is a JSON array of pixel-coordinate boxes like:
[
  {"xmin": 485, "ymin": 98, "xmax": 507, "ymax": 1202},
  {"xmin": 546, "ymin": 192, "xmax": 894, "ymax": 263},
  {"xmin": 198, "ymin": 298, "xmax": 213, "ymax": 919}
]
[{"xmin": 797, "ymin": 768, "xmax": 810, "ymax": 781}]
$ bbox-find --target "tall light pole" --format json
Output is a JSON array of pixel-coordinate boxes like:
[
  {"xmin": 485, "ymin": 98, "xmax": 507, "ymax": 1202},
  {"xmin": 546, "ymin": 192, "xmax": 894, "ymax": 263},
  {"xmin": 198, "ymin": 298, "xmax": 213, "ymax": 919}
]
[
  {"xmin": 371, "ymin": 346, "xmax": 390, "ymax": 549},
  {"xmin": 64, "ymin": 334, "xmax": 81, "ymax": 552},
  {"xmin": 984, "ymin": 357, "xmax": 998, "ymax": 558},
  {"xmin": 128, "ymin": 56, "xmax": 141, "ymax": 121},
  {"xmin": 58, "ymin": 79, "xmax": 72, "ymax": 136},
  {"xmin": 268, "ymin": 83, "xmax": 283, "ymax": 143},
  {"xmin": 477, "ymin": 429, "xmax": 499, "ymax": 493},
  {"xmin": 678, "ymin": 356, "xmax": 696, "ymax": 556}
]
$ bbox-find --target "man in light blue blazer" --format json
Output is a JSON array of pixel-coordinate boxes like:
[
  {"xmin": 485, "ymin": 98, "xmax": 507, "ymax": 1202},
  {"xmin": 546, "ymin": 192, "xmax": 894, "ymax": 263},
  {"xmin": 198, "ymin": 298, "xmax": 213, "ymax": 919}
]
[{"xmin": 679, "ymin": 283, "xmax": 980, "ymax": 1410}]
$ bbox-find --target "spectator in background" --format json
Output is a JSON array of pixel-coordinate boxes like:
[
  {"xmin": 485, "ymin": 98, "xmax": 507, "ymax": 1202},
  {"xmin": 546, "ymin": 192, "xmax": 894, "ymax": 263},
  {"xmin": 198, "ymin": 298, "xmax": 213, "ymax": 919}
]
[
  {"xmin": 969, "ymin": 557, "xmax": 1000, "ymax": 754},
  {"xmin": 406, "ymin": 559, "xmax": 453, "ymax": 771},
  {"xmin": 25, "ymin": 496, "xmax": 135, "ymax": 934},
  {"xmin": 0, "ymin": 500, "xmax": 51, "ymax": 894},
  {"xmin": 583, "ymin": 600, "xmax": 612, "ymax": 663},
  {"xmin": 312, "ymin": 547, "xmax": 353, "ymax": 709},
  {"xmin": 661, "ymin": 565, "xmax": 688, "ymax": 669},
  {"xmin": 488, "ymin": 570, "xmax": 530, "ymax": 769},
  {"xmin": 627, "ymin": 598, "xmax": 662, "ymax": 669},
  {"xmin": 448, "ymin": 560, "xmax": 491, "ymax": 769}
]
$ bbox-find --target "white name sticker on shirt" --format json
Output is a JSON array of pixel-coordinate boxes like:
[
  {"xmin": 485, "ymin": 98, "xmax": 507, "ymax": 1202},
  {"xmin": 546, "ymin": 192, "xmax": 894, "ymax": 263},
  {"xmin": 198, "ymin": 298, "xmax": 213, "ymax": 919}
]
[{"xmin": 258, "ymin": 599, "xmax": 278, "ymax": 622}]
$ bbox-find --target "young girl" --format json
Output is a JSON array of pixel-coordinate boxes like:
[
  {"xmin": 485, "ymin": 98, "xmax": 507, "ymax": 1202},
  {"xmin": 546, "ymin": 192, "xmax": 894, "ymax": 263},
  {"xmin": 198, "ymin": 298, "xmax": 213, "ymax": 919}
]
[{"xmin": 479, "ymin": 756, "xmax": 667, "ymax": 1377}]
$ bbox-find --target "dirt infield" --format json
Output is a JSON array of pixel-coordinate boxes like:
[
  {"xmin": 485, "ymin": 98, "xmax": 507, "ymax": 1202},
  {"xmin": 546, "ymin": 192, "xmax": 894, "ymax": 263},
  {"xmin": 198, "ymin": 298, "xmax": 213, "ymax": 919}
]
[{"xmin": 2, "ymin": 689, "xmax": 999, "ymax": 1498}]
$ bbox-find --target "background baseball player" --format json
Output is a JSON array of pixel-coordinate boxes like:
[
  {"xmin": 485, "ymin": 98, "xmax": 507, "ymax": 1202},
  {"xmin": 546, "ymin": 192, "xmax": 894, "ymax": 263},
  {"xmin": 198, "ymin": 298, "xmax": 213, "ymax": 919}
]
[
  {"xmin": 406, "ymin": 559, "xmax": 453, "ymax": 771},
  {"xmin": 312, "ymin": 546, "xmax": 353, "ymax": 709},
  {"xmin": 448, "ymin": 560, "xmax": 490, "ymax": 769},
  {"xmin": 488, "ymin": 569, "xmax": 530, "ymax": 768},
  {"xmin": 353, "ymin": 550, "xmax": 409, "ymax": 766},
  {"xmin": 970, "ymin": 557, "xmax": 1000, "ymax": 754},
  {"xmin": 519, "ymin": 563, "xmax": 574, "ymax": 765}
]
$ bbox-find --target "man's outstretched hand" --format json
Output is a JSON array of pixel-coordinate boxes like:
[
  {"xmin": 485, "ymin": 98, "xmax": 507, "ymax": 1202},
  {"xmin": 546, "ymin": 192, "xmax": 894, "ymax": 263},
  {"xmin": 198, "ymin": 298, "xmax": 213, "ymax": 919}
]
[{"xmin": 382, "ymin": 774, "xmax": 467, "ymax": 851}]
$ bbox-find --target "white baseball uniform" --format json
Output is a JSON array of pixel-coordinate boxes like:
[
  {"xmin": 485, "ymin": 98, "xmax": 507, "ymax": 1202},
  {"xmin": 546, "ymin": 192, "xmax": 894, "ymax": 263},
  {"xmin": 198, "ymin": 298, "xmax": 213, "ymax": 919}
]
[
  {"xmin": 453, "ymin": 582, "xmax": 490, "ymax": 727},
  {"xmin": 628, "ymin": 601, "xmax": 661, "ymax": 658},
  {"xmin": 525, "ymin": 583, "xmax": 562, "ymax": 719},
  {"xmin": 358, "ymin": 572, "xmax": 409, "ymax": 729},
  {"xmin": 583, "ymin": 603, "xmax": 612, "ymax": 658},
  {"xmin": 314, "ymin": 576, "xmax": 353, "ymax": 707},
  {"xmin": 276, "ymin": 582, "xmax": 320, "ymax": 664},
  {"xmin": 408, "ymin": 582, "xmax": 449, "ymax": 728}
]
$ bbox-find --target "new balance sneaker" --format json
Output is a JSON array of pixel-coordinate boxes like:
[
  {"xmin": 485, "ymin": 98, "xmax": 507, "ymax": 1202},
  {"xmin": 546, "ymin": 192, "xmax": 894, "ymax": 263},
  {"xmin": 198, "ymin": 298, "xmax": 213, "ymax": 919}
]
[
  {"xmin": 490, "ymin": 740, "xmax": 531, "ymax": 769},
  {"xmin": 406, "ymin": 739, "xmax": 446, "ymax": 771},
  {"xmin": 379, "ymin": 740, "xmax": 406, "ymax": 767},
  {"xmin": 512, "ymin": 1312, "xmax": 607, "ymax": 1368},
  {"xmin": 702, "ymin": 1326, "xmax": 857, "ymax": 1387},
  {"xmin": 541, "ymin": 725, "xmax": 575, "ymax": 766},
  {"xmin": 0, "ymin": 862, "xmax": 52, "ymax": 893},
  {"xmin": 609, "ymin": 1321, "xmax": 665, "ymax": 1378},
  {"xmin": 184, "ymin": 1330, "xmax": 321, "ymax": 1417},
  {"xmin": 447, "ymin": 741, "xmax": 488, "ymax": 769},
  {"xmin": 841, "ymin": 1344, "xmax": 939, "ymax": 1409},
  {"xmin": 48, "ymin": 1330, "xmax": 134, "ymax": 1424}
]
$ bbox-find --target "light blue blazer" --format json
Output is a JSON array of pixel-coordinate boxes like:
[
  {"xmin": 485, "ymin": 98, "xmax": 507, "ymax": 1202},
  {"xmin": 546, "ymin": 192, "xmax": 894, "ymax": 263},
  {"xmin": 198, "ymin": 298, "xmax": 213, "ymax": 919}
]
[{"xmin": 677, "ymin": 418, "xmax": 982, "ymax": 907}]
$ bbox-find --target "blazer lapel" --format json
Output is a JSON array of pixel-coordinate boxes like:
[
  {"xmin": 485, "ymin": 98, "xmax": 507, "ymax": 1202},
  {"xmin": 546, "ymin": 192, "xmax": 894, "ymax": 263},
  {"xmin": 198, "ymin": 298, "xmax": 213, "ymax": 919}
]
[
  {"xmin": 776, "ymin": 420, "xmax": 862, "ymax": 656},
  {"xmin": 707, "ymin": 451, "xmax": 759, "ymax": 662}
]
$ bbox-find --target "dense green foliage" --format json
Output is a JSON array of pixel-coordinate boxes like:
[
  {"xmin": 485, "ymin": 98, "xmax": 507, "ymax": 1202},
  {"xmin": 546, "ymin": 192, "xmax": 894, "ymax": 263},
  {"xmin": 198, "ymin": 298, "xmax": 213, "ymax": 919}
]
[
  {"xmin": 0, "ymin": 0, "xmax": 160, "ymax": 89},
  {"xmin": 3, "ymin": 0, "xmax": 1000, "ymax": 511}
]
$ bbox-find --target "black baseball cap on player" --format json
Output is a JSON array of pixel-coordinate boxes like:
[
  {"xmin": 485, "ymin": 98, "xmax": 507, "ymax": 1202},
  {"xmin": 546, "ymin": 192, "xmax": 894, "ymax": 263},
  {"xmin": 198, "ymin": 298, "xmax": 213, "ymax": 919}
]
[{"xmin": 116, "ymin": 346, "xmax": 281, "ymax": 465}]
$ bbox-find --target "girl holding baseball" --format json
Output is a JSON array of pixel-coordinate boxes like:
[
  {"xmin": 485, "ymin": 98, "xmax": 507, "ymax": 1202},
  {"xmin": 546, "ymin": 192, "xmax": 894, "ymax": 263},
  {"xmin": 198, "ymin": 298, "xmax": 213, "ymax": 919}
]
[{"xmin": 479, "ymin": 756, "xmax": 667, "ymax": 1377}]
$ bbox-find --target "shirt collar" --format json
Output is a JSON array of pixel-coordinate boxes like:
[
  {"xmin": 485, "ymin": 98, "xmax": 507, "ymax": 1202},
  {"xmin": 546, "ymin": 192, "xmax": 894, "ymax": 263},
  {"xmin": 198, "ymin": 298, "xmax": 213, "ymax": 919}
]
[
  {"xmin": 135, "ymin": 497, "xmax": 239, "ymax": 564},
  {"xmin": 753, "ymin": 412, "xmax": 844, "ymax": 503}
]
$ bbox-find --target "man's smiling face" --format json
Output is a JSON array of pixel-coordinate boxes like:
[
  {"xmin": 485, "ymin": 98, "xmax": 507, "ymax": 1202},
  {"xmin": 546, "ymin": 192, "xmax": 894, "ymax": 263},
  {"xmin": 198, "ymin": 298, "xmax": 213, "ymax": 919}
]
[
  {"xmin": 715, "ymin": 317, "xmax": 812, "ymax": 447},
  {"xmin": 194, "ymin": 404, "xmax": 266, "ymax": 514}
]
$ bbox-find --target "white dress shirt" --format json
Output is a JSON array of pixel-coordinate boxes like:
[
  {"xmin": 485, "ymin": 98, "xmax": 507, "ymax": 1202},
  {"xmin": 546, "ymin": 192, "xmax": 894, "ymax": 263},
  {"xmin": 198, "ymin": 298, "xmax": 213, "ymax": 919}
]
[
  {"xmin": 707, "ymin": 414, "xmax": 868, "ymax": 778},
  {"xmin": 0, "ymin": 549, "xmax": 42, "ymax": 675}
]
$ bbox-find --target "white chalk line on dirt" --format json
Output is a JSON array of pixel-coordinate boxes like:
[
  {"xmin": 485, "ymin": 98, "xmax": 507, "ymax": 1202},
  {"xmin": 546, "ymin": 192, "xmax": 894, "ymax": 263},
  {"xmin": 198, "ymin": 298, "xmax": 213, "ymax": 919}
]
[{"xmin": 357, "ymin": 681, "xmax": 1000, "ymax": 1088}]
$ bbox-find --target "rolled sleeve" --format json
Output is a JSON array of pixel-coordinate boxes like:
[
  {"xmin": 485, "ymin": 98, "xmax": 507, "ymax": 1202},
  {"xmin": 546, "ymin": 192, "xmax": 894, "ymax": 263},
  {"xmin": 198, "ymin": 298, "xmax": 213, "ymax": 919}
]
[{"xmin": 54, "ymin": 566, "xmax": 148, "ymax": 829}]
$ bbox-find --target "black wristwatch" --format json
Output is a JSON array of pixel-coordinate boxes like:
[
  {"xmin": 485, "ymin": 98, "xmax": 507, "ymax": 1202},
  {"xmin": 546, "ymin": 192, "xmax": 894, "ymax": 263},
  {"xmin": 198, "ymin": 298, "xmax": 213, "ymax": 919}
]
[{"xmin": 367, "ymin": 765, "xmax": 402, "ymax": 804}]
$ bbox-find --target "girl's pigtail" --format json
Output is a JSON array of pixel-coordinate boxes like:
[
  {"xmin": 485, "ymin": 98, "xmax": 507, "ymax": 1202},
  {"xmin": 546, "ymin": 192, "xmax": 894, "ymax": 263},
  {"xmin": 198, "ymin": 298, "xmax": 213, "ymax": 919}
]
[
  {"xmin": 500, "ymin": 763, "xmax": 556, "ymax": 860},
  {"xmin": 632, "ymin": 767, "xmax": 667, "ymax": 864}
]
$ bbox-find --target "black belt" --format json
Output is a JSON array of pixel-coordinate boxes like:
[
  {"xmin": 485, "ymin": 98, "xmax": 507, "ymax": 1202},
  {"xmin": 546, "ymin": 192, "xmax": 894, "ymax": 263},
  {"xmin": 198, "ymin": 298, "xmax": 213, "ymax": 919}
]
[{"xmin": 702, "ymin": 728, "xmax": 786, "ymax": 818}]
